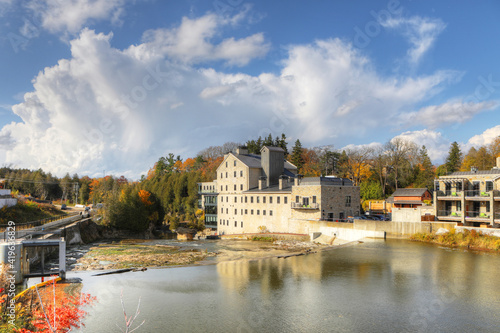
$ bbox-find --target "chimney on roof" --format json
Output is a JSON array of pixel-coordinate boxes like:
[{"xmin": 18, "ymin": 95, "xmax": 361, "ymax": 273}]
[
  {"xmin": 497, "ymin": 156, "xmax": 500, "ymax": 169},
  {"xmin": 259, "ymin": 176, "xmax": 267, "ymax": 190},
  {"xmin": 279, "ymin": 175, "xmax": 286, "ymax": 190},
  {"xmin": 294, "ymin": 174, "xmax": 302, "ymax": 186}
]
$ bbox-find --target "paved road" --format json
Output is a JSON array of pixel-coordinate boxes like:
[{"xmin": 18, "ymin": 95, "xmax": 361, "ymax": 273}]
[{"xmin": 0, "ymin": 214, "xmax": 85, "ymax": 242}]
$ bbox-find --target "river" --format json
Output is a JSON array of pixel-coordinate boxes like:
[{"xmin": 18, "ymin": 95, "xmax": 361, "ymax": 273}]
[{"xmin": 64, "ymin": 239, "xmax": 499, "ymax": 333}]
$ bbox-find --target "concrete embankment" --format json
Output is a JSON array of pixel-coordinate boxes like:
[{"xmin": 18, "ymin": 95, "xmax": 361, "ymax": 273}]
[{"xmin": 282, "ymin": 220, "xmax": 459, "ymax": 245}]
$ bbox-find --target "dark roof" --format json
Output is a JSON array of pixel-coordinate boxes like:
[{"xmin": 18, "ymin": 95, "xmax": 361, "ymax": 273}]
[
  {"xmin": 449, "ymin": 169, "xmax": 500, "ymax": 176},
  {"xmin": 393, "ymin": 200, "xmax": 425, "ymax": 205},
  {"xmin": 299, "ymin": 177, "xmax": 354, "ymax": 186},
  {"xmin": 232, "ymin": 152, "xmax": 297, "ymax": 171},
  {"xmin": 234, "ymin": 153, "xmax": 262, "ymax": 168},
  {"xmin": 392, "ymin": 188, "xmax": 429, "ymax": 197},
  {"xmin": 244, "ymin": 183, "xmax": 293, "ymax": 193}
]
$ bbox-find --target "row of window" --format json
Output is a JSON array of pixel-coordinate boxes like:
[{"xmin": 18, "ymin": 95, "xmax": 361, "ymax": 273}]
[
  {"xmin": 438, "ymin": 181, "xmax": 494, "ymax": 192},
  {"xmin": 221, "ymin": 170, "xmax": 244, "ymax": 179},
  {"xmin": 220, "ymin": 195, "xmax": 288, "ymax": 204},
  {"xmin": 220, "ymin": 219, "xmax": 244, "ymax": 228},
  {"xmin": 220, "ymin": 207, "xmax": 273, "ymax": 216},
  {"xmin": 220, "ymin": 184, "xmax": 244, "ymax": 192}
]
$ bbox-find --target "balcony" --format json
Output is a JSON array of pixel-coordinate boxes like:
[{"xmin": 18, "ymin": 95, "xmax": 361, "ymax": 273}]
[
  {"xmin": 199, "ymin": 188, "xmax": 218, "ymax": 194},
  {"xmin": 465, "ymin": 211, "xmax": 491, "ymax": 219},
  {"xmin": 436, "ymin": 190, "xmax": 462, "ymax": 201},
  {"xmin": 437, "ymin": 210, "xmax": 462, "ymax": 221},
  {"xmin": 465, "ymin": 190, "xmax": 493, "ymax": 199},
  {"xmin": 436, "ymin": 190, "xmax": 462, "ymax": 197},
  {"xmin": 291, "ymin": 202, "xmax": 319, "ymax": 210}
]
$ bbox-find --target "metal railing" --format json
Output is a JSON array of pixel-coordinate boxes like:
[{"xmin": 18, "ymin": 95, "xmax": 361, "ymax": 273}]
[
  {"xmin": 437, "ymin": 210, "xmax": 462, "ymax": 217},
  {"xmin": 465, "ymin": 190, "xmax": 491, "ymax": 198},
  {"xmin": 465, "ymin": 211, "xmax": 490, "ymax": 218},
  {"xmin": 291, "ymin": 202, "xmax": 319, "ymax": 209},
  {"xmin": 436, "ymin": 190, "xmax": 462, "ymax": 197},
  {"xmin": 0, "ymin": 212, "xmax": 80, "ymax": 238}
]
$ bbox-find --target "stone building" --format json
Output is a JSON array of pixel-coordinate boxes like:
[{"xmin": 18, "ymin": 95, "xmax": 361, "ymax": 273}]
[
  {"xmin": 199, "ymin": 146, "xmax": 360, "ymax": 234},
  {"xmin": 434, "ymin": 157, "xmax": 500, "ymax": 227}
]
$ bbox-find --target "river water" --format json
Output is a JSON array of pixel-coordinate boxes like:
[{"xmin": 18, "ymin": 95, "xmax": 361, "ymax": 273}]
[{"xmin": 68, "ymin": 239, "xmax": 500, "ymax": 333}]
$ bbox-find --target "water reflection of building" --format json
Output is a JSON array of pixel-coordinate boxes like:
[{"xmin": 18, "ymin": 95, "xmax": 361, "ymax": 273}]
[{"xmin": 216, "ymin": 254, "xmax": 324, "ymax": 293}]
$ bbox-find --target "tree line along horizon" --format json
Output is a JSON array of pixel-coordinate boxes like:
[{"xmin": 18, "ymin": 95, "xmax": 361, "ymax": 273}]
[{"xmin": 1, "ymin": 134, "xmax": 499, "ymax": 232}]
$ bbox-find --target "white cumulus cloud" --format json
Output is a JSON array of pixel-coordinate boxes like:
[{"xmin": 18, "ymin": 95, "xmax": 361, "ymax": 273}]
[
  {"xmin": 136, "ymin": 13, "xmax": 270, "ymax": 66},
  {"xmin": 397, "ymin": 100, "xmax": 497, "ymax": 129},
  {"xmin": 27, "ymin": 0, "xmax": 128, "ymax": 34},
  {"xmin": 467, "ymin": 125, "xmax": 500, "ymax": 147},
  {"xmin": 0, "ymin": 14, "xmax": 472, "ymax": 178},
  {"xmin": 393, "ymin": 129, "xmax": 450, "ymax": 164}
]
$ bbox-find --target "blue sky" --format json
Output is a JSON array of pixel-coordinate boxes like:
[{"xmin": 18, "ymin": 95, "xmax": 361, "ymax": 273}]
[{"xmin": 0, "ymin": 0, "xmax": 499, "ymax": 178}]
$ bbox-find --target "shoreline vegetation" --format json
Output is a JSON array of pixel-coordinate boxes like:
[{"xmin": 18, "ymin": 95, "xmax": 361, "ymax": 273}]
[{"xmin": 410, "ymin": 228, "xmax": 500, "ymax": 252}]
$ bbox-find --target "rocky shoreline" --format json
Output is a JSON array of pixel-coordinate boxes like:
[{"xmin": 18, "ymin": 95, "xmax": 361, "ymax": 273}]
[{"xmin": 55, "ymin": 239, "xmax": 327, "ymax": 272}]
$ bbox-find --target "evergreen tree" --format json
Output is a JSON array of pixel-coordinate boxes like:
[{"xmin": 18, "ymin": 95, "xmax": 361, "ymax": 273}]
[
  {"xmin": 337, "ymin": 150, "xmax": 349, "ymax": 178},
  {"xmin": 445, "ymin": 142, "xmax": 462, "ymax": 174},
  {"xmin": 263, "ymin": 134, "xmax": 274, "ymax": 146},
  {"xmin": 278, "ymin": 133, "xmax": 288, "ymax": 157},
  {"xmin": 414, "ymin": 145, "xmax": 434, "ymax": 190},
  {"xmin": 290, "ymin": 139, "xmax": 304, "ymax": 172}
]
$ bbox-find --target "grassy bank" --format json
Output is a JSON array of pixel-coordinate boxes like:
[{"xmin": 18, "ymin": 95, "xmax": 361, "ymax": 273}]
[
  {"xmin": 410, "ymin": 228, "xmax": 500, "ymax": 251},
  {"xmin": 0, "ymin": 199, "xmax": 66, "ymax": 224}
]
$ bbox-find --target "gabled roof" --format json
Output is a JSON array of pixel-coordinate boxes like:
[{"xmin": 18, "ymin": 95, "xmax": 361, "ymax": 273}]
[
  {"xmin": 234, "ymin": 153, "xmax": 262, "ymax": 168},
  {"xmin": 392, "ymin": 188, "xmax": 430, "ymax": 197},
  {"xmin": 260, "ymin": 146, "xmax": 285, "ymax": 153},
  {"xmin": 228, "ymin": 152, "xmax": 297, "ymax": 172}
]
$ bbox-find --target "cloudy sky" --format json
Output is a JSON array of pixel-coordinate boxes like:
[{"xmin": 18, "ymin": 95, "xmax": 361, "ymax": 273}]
[{"xmin": 0, "ymin": 0, "xmax": 499, "ymax": 179}]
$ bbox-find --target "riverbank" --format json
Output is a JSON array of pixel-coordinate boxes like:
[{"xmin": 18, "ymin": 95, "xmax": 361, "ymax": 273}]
[
  {"xmin": 410, "ymin": 228, "xmax": 500, "ymax": 251},
  {"xmin": 68, "ymin": 238, "xmax": 329, "ymax": 271}
]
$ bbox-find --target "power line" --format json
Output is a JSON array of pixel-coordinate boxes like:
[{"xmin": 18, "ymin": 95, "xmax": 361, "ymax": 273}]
[{"xmin": 0, "ymin": 178, "xmax": 78, "ymax": 185}]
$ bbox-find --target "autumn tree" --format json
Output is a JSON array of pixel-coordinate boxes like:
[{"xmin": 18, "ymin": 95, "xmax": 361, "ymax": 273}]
[
  {"xmin": 301, "ymin": 149, "xmax": 321, "ymax": 176},
  {"xmin": 344, "ymin": 146, "xmax": 374, "ymax": 186},
  {"xmin": 460, "ymin": 147, "xmax": 477, "ymax": 172},
  {"xmin": 103, "ymin": 187, "xmax": 164, "ymax": 232},
  {"xmin": 489, "ymin": 136, "xmax": 500, "ymax": 157},
  {"xmin": 385, "ymin": 138, "xmax": 418, "ymax": 189},
  {"xmin": 371, "ymin": 147, "xmax": 390, "ymax": 198}
]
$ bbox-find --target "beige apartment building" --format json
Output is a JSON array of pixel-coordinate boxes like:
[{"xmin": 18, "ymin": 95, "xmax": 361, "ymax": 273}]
[
  {"xmin": 434, "ymin": 157, "xmax": 500, "ymax": 227},
  {"xmin": 198, "ymin": 146, "xmax": 360, "ymax": 235}
]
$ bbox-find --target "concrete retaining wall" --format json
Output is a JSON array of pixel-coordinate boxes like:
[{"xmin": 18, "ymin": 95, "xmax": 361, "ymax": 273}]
[
  {"xmin": 0, "ymin": 198, "xmax": 17, "ymax": 209},
  {"xmin": 353, "ymin": 220, "xmax": 456, "ymax": 238},
  {"xmin": 392, "ymin": 206, "xmax": 435, "ymax": 222}
]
